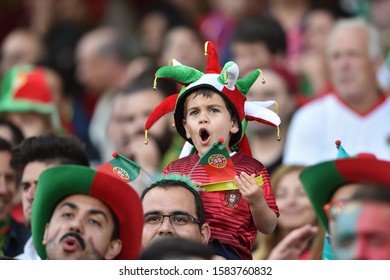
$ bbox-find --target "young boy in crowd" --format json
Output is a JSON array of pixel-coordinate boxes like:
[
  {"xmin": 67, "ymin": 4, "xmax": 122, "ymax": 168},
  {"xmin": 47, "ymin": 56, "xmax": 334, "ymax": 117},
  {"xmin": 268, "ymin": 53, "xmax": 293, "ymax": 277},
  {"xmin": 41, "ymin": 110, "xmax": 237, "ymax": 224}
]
[{"xmin": 145, "ymin": 41, "xmax": 281, "ymax": 259}]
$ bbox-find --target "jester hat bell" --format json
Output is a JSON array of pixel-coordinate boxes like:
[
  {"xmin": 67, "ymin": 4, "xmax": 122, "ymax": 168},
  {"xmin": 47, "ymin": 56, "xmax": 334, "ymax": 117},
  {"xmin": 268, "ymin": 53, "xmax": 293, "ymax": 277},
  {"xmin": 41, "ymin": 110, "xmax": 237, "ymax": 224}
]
[{"xmin": 145, "ymin": 41, "xmax": 281, "ymax": 152}]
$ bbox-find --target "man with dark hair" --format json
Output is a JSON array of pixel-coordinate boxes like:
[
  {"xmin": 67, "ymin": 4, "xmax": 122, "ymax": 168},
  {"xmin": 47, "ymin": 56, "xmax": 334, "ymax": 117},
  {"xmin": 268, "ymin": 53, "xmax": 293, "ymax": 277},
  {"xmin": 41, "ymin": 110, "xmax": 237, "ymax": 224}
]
[
  {"xmin": 140, "ymin": 237, "xmax": 215, "ymax": 260},
  {"xmin": 0, "ymin": 117, "xmax": 24, "ymax": 147},
  {"xmin": 11, "ymin": 134, "xmax": 90, "ymax": 259},
  {"xmin": 31, "ymin": 165, "xmax": 143, "ymax": 260},
  {"xmin": 0, "ymin": 137, "xmax": 29, "ymax": 257},
  {"xmin": 231, "ymin": 15, "xmax": 287, "ymax": 77},
  {"xmin": 141, "ymin": 174, "xmax": 210, "ymax": 248}
]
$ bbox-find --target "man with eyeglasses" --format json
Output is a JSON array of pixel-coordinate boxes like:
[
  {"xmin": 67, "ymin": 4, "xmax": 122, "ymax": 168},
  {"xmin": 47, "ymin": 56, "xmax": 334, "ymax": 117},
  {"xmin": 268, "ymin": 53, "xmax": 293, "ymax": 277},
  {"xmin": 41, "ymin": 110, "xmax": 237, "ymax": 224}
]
[
  {"xmin": 140, "ymin": 174, "xmax": 211, "ymax": 249},
  {"xmin": 300, "ymin": 142, "xmax": 390, "ymax": 260}
]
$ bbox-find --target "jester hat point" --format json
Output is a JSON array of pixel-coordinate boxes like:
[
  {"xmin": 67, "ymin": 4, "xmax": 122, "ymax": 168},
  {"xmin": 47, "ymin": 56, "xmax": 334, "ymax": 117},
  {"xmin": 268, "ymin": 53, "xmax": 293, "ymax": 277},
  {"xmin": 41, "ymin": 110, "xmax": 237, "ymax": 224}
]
[{"xmin": 145, "ymin": 41, "xmax": 281, "ymax": 153}]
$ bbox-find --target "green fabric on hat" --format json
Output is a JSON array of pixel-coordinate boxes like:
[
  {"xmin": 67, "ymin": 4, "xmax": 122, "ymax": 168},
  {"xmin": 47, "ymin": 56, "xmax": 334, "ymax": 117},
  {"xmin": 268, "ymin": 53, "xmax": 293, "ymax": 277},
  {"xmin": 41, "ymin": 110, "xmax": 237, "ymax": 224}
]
[
  {"xmin": 32, "ymin": 164, "xmax": 143, "ymax": 260},
  {"xmin": 155, "ymin": 65, "xmax": 203, "ymax": 85},
  {"xmin": 0, "ymin": 65, "xmax": 55, "ymax": 113},
  {"xmin": 32, "ymin": 165, "xmax": 94, "ymax": 260},
  {"xmin": 0, "ymin": 64, "xmax": 62, "ymax": 134},
  {"xmin": 151, "ymin": 173, "xmax": 198, "ymax": 191},
  {"xmin": 301, "ymin": 156, "xmax": 390, "ymax": 232},
  {"xmin": 300, "ymin": 161, "xmax": 347, "ymax": 232}
]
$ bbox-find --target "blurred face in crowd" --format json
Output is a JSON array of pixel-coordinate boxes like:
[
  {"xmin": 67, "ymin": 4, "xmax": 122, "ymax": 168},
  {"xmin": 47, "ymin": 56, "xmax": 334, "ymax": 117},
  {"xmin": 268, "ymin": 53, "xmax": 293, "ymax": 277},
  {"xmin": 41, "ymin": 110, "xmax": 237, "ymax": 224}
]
[
  {"xmin": 142, "ymin": 187, "xmax": 210, "ymax": 247},
  {"xmin": 274, "ymin": 168, "xmax": 316, "ymax": 232},
  {"xmin": 333, "ymin": 201, "xmax": 390, "ymax": 260},
  {"xmin": 76, "ymin": 30, "xmax": 117, "ymax": 92},
  {"xmin": 0, "ymin": 150, "xmax": 16, "ymax": 221},
  {"xmin": 303, "ymin": 9, "xmax": 334, "ymax": 55},
  {"xmin": 232, "ymin": 42, "xmax": 273, "ymax": 77},
  {"xmin": 326, "ymin": 25, "xmax": 377, "ymax": 104},
  {"xmin": 1, "ymin": 30, "xmax": 42, "ymax": 75},
  {"xmin": 5, "ymin": 112, "xmax": 53, "ymax": 138},
  {"xmin": 43, "ymin": 194, "xmax": 121, "ymax": 260},
  {"xmin": 159, "ymin": 26, "xmax": 204, "ymax": 69},
  {"xmin": 107, "ymin": 89, "xmax": 170, "ymax": 158},
  {"xmin": 246, "ymin": 69, "xmax": 296, "ymax": 134},
  {"xmin": 21, "ymin": 161, "xmax": 57, "ymax": 228}
]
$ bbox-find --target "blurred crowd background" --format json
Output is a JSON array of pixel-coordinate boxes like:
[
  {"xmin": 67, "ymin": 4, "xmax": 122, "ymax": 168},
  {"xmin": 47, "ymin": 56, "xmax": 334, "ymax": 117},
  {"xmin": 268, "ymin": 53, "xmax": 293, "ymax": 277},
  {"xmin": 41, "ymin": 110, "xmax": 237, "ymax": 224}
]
[{"xmin": 0, "ymin": 0, "xmax": 388, "ymax": 165}]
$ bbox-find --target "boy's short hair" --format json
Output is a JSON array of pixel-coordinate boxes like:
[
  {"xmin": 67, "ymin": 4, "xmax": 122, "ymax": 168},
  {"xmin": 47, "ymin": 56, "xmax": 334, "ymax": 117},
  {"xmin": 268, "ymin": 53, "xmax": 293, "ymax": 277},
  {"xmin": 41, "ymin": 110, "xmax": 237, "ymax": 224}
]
[{"xmin": 141, "ymin": 174, "xmax": 207, "ymax": 226}]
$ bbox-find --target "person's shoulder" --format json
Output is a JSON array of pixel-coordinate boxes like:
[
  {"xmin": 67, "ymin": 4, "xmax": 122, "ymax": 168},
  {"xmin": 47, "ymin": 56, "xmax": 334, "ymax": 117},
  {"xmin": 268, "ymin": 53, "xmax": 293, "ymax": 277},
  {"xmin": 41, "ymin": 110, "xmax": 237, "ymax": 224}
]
[
  {"xmin": 233, "ymin": 151, "xmax": 264, "ymax": 168},
  {"xmin": 163, "ymin": 153, "xmax": 198, "ymax": 171}
]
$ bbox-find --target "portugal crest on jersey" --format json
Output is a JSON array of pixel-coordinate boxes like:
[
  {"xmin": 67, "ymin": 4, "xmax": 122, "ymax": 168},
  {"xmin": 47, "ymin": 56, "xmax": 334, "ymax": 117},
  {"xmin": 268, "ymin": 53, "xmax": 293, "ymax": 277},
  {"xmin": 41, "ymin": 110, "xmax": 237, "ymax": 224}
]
[{"xmin": 224, "ymin": 190, "xmax": 241, "ymax": 208}]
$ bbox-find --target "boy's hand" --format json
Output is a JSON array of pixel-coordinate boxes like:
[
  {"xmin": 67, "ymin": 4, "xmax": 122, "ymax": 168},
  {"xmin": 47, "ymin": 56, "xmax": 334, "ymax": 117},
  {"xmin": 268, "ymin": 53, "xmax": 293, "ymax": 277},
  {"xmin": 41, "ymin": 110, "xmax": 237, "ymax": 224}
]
[{"xmin": 234, "ymin": 172, "xmax": 263, "ymax": 205}]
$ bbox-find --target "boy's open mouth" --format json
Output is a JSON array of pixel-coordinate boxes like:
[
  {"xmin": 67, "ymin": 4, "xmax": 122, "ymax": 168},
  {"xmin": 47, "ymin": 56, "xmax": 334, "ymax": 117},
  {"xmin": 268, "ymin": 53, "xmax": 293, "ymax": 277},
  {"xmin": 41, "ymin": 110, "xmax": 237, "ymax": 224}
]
[{"xmin": 199, "ymin": 128, "xmax": 210, "ymax": 144}]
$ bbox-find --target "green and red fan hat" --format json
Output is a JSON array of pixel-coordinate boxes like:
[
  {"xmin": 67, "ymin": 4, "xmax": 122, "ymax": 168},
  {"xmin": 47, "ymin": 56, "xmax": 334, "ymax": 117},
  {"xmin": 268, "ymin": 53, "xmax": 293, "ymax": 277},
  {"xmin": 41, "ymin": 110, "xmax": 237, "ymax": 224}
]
[
  {"xmin": 145, "ymin": 41, "xmax": 281, "ymax": 156},
  {"xmin": 31, "ymin": 164, "xmax": 144, "ymax": 260},
  {"xmin": 0, "ymin": 64, "xmax": 62, "ymax": 132},
  {"xmin": 300, "ymin": 140, "xmax": 390, "ymax": 232}
]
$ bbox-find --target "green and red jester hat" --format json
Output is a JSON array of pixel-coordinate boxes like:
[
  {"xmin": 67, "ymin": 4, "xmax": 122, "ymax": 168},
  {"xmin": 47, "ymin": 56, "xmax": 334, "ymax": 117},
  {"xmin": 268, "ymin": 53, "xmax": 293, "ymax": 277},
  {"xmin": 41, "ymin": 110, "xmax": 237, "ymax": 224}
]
[
  {"xmin": 0, "ymin": 64, "xmax": 61, "ymax": 132},
  {"xmin": 31, "ymin": 165, "xmax": 144, "ymax": 260},
  {"xmin": 300, "ymin": 140, "xmax": 390, "ymax": 232},
  {"xmin": 145, "ymin": 41, "xmax": 281, "ymax": 156}
]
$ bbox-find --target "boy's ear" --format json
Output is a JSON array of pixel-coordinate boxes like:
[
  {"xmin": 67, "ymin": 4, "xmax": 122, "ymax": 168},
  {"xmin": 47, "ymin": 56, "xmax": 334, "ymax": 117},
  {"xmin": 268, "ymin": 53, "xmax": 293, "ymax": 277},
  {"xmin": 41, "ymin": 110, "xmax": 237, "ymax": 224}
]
[
  {"xmin": 183, "ymin": 119, "xmax": 191, "ymax": 139},
  {"xmin": 230, "ymin": 118, "xmax": 239, "ymax": 134}
]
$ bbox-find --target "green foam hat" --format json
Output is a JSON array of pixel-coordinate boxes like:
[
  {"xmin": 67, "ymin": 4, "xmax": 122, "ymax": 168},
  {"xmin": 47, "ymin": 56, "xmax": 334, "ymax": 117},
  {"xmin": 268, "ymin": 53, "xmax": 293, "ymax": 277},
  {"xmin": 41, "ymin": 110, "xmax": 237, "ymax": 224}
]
[
  {"xmin": 31, "ymin": 165, "xmax": 143, "ymax": 260},
  {"xmin": 0, "ymin": 64, "xmax": 61, "ymax": 132},
  {"xmin": 300, "ymin": 140, "xmax": 390, "ymax": 232}
]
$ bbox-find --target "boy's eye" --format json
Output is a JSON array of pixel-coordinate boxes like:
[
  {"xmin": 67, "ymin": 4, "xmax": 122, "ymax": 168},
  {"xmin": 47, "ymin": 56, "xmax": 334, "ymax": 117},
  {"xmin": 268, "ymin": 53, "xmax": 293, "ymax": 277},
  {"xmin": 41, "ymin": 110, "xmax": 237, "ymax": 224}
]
[{"xmin": 189, "ymin": 110, "xmax": 198, "ymax": 116}]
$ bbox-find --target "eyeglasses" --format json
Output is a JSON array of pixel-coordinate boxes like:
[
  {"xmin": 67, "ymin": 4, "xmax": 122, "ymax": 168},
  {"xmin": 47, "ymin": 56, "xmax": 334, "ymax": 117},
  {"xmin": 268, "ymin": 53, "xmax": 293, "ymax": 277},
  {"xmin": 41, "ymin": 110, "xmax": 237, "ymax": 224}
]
[
  {"xmin": 144, "ymin": 213, "xmax": 201, "ymax": 226},
  {"xmin": 323, "ymin": 200, "xmax": 348, "ymax": 221}
]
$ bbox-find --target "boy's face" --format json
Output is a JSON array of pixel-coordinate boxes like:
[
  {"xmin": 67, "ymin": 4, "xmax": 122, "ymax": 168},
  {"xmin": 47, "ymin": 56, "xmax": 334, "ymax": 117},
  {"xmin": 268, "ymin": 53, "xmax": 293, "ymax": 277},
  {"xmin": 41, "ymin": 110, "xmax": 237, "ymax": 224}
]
[{"xmin": 183, "ymin": 92, "xmax": 239, "ymax": 156}]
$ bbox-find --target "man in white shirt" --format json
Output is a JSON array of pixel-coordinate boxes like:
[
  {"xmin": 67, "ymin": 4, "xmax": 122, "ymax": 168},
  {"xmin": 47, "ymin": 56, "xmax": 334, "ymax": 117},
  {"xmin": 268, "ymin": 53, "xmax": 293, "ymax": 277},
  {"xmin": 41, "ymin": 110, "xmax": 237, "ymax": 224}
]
[{"xmin": 284, "ymin": 17, "xmax": 390, "ymax": 166}]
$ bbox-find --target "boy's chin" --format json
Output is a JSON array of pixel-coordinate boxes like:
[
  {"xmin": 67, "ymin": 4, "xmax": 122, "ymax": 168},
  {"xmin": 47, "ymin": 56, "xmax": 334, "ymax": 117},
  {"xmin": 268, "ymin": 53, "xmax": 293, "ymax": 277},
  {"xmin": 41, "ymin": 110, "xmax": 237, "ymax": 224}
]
[{"xmin": 196, "ymin": 144, "xmax": 211, "ymax": 156}]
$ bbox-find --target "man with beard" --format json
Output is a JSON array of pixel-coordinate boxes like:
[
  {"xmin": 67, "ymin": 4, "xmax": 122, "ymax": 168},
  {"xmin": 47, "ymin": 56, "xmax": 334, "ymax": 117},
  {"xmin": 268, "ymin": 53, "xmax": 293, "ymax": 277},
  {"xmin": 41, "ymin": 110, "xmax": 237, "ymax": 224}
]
[
  {"xmin": 31, "ymin": 164, "xmax": 143, "ymax": 260},
  {"xmin": 140, "ymin": 174, "xmax": 211, "ymax": 249},
  {"xmin": 11, "ymin": 135, "xmax": 90, "ymax": 259}
]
